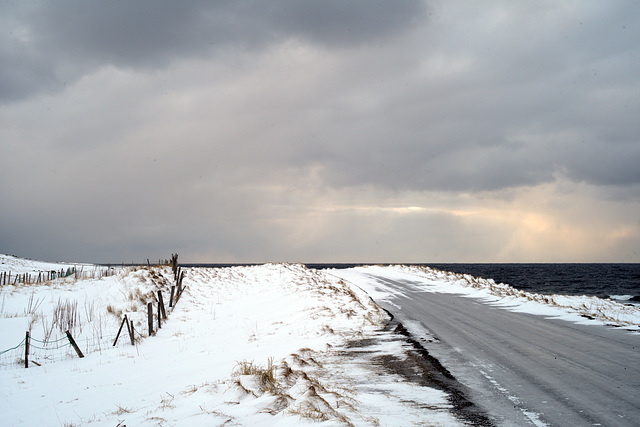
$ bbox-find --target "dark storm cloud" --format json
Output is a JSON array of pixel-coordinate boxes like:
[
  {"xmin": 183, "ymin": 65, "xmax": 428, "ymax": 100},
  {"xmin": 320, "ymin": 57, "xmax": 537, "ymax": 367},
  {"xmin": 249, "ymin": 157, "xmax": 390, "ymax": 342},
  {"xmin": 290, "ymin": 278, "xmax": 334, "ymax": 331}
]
[{"xmin": 0, "ymin": 0, "xmax": 427, "ymax": 102}]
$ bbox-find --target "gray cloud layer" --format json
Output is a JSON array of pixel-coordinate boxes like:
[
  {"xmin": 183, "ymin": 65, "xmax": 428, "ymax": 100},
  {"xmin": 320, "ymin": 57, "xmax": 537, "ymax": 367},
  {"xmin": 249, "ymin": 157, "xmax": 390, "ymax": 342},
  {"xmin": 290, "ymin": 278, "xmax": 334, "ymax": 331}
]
[
  {"xmin": 1, "ymin": 1, "xmax": 639, "ymax": 263},
  {"xmin": 1, "ymin": 1, "xmax": 426, "ymax": 100}
]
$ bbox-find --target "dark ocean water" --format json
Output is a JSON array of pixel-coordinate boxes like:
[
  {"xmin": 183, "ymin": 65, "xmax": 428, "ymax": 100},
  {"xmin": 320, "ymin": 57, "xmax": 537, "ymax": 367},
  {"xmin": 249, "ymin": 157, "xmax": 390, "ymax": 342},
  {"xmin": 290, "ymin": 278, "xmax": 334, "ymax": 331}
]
[
  {"xmin": 183, "ymin": 263, "xmax": 640, "ymax": 304},
  {"xmin": 423, "ymin": 264, "xmax": 640, "ymax": 302}
]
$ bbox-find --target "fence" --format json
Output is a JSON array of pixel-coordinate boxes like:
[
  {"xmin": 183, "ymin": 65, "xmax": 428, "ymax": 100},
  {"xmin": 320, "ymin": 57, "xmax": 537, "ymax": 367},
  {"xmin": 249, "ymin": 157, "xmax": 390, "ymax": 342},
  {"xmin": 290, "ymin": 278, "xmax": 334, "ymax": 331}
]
[
  {"xmin": 0, "ymin": 330, "xmax": 84, "ymax": 369},
  {"xmin": 1, "ymin": 266, "xmax": 119, "ymax": 286},
  {"xmin": 0, "ymin": 254, "xmax": 187, "ymax": 369},
  {"xmin": 145, "ymin": 263, "xmax": 186, "ymax": 337}
]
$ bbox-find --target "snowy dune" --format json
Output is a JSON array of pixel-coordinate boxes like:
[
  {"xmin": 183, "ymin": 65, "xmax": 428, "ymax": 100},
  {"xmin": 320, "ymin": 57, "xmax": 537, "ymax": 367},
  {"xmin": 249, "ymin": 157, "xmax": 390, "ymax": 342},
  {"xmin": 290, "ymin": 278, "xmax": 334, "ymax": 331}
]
[
  {"xmin": 0, "ymin": 256, "xmax": 462, "ymax": 426},
  {"xmin": 1, "ymin": 254, "xmax": 89, "ymax": 274}
]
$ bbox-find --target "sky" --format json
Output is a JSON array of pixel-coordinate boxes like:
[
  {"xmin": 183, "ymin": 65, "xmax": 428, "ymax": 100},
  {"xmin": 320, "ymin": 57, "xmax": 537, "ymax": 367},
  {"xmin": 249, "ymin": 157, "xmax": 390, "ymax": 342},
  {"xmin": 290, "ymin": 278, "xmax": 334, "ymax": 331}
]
[{"xmin": 1, "ymin": 1, "xmax": 639, "ymax": 264}]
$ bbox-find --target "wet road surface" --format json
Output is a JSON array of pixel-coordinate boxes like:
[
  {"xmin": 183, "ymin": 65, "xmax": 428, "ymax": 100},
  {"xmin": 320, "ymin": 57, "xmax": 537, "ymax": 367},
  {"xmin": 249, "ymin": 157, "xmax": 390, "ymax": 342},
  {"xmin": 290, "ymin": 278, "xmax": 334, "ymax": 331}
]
[{"xmin": 340, "ymin": 271, "xmax": 640, "ymax": 426}]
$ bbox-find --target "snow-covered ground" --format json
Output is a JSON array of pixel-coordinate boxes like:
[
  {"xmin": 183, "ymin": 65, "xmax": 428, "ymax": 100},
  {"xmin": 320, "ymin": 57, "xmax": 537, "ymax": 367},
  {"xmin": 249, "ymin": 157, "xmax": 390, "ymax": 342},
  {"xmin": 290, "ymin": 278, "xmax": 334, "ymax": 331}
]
[
  {"xmin": 1, "ymin": 254, "xmax": 91, "ymax": 275},
  {"xmin": 0, "ymin": 255, "xmax": 463, "ymax": 426}
]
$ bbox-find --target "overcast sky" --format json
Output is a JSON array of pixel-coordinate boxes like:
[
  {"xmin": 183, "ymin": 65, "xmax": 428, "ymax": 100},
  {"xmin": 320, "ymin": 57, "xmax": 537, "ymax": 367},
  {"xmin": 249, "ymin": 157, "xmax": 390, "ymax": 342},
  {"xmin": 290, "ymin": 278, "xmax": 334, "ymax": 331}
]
[{"xmin": 1, "ymin": 1, "xmax": 639, "ymax": 264}]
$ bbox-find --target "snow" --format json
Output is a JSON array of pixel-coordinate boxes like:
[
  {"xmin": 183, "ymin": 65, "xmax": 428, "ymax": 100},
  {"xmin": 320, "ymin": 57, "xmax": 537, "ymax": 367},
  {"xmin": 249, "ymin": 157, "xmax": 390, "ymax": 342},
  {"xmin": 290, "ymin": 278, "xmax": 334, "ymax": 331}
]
[
  {"xmin": 4, "ymin": 256, "xmax": 636, "ymax": 426},
  {"xmin": 333, "ymin": 265, "xmax": 640, "ymax": 331},
  {"xmin": 0, "ymin": 256, "xmax": 462, "ymax": 426},
  {"xmin": 0, "ymin": 254, "xmax": 90, "ymax": 274}
]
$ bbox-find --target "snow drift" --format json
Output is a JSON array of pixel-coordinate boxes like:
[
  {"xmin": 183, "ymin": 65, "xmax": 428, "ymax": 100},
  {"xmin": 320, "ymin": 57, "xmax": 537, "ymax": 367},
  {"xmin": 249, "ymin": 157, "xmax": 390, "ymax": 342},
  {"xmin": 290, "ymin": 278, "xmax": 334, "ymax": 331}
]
[{"xmin": 0, "ymin": 256, "xmax": 463, "ymax": 426}]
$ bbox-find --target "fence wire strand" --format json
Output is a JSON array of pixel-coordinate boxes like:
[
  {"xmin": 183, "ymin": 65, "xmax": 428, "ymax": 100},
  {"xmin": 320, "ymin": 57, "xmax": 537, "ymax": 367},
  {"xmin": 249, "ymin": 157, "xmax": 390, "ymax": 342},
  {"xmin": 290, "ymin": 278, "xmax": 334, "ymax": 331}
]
[
  {"xmin": 0, "ymin": 330, "xmax": 127, "ymax": 370},
  {"xmin": 30, "ymin": 336, "xmax": 68, "ymax": 344},
  {"xmin": 29, "ymin": 341, "xmax": 71, "ymax": 351},
  {"xmin": 0, "ymin": 338, "xmax": 25, "ymax": 356}
]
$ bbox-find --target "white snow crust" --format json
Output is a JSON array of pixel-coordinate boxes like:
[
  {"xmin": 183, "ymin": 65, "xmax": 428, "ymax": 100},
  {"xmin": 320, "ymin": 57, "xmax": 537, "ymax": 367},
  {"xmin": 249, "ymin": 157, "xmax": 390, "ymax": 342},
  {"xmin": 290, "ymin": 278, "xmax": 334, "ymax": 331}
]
[
  {"xmin": 0, "ymin": 256, "xmax": 463, "ymax": 426},
  {"xmin": 1, "ymin": 254, "xmax": 92, "ymax": 274}
]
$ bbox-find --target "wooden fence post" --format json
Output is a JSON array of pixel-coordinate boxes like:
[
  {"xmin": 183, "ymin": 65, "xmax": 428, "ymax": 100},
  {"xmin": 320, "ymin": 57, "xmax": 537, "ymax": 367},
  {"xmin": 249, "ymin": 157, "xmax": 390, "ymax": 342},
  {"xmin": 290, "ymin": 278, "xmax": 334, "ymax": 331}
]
[
  {"xmin": 66, "ymin": 331, "xmax": 84, "ymax": 358},
  {"xmin": 176, "ymin": 270, "xmax": 184, "ymax": 301},
  {"xmin": 157, "ymin": 301, "xmax": 162, "ymax": 329},
  {"xmin": 25, "ymin": 331, "xmax": 30, "ymax": 368},
  {"xmin": 171, "ymin": 253, "xmax": 178, "ymax": 279},
  {"xmin": 148, "ymin": 302, "xmax": 154, "ymax": 336},
  {"xmin": 126, "ymin": 317, "xmax": 135, "ymax": 345},
  {"xmin": 169, "ymin": 286, "xmax": 175, "ymax": 308},
  {"xmin": 130, "ymin": 323, "xmax": 136, "ymax": 344},
  {"xmin": 157, "ymin": 291, "xmax": 167, "ymax": 320},
  {"xmin": 113, "ymin": 315, "xmax": 128, "ymax": 346}
]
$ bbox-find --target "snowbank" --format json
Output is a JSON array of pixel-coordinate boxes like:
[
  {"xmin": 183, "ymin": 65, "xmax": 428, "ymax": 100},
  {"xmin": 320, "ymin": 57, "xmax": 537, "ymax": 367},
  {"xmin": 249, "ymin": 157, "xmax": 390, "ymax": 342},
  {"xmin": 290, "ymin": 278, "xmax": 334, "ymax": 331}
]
[{"xmin": 0, "ymin": 258, "xmax": 464, "ymax": 426}]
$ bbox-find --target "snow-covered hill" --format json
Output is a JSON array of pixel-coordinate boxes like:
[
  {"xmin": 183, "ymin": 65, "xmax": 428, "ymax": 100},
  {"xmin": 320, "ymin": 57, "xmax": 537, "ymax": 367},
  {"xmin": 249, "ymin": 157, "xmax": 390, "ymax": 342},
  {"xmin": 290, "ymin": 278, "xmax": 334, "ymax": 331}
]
[
  {"xmin": 0, "ymin": 256, "xmax": 464, "ymax": 426},
  {"xmin": 1, "ymin": 253, "xmax": 90, "ymax": 274}
]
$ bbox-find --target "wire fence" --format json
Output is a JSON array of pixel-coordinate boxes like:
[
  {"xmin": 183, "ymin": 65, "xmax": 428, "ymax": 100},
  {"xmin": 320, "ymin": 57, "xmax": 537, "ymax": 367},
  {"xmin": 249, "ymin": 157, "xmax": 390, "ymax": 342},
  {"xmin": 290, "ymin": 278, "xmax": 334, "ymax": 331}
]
[
  {"xmin": 1, "ymin": 292, "xmax": 183, "ymax": 370},
  {"xmin": 0, "ymin": 255, "xmax": 184, "ymax": 370},
  {"xmin": 1, "ymin": 266, "xmax": 121, "ymax": 286},
  {"xmin": 0, "ymin": 325, "xmax": 152, "ymax": 370},
  {"xmin": 0, "ymin": 337, "xmax": 26, "ymax": 367}
]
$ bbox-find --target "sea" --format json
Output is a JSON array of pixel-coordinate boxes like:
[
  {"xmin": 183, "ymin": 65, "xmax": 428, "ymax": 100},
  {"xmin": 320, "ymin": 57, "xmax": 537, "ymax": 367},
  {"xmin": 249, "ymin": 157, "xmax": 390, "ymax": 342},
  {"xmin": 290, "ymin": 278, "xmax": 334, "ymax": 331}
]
[{"xmin": 184, "ymin": 263, "xmax": 640, "ymax": 304}]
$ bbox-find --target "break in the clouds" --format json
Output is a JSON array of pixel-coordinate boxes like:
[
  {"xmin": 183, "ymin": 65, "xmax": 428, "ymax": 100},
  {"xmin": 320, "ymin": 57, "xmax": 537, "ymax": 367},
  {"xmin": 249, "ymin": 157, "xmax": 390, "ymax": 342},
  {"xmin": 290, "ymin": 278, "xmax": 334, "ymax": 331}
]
[{"xmin": 1, "ymin": 1, "xmax": 639, "ymax": 263}]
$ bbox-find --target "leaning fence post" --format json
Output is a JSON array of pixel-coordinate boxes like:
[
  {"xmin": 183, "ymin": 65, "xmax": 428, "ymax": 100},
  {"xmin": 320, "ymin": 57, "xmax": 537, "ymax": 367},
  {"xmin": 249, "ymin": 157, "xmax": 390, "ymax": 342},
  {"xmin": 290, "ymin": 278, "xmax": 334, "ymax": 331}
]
[
  {"xmin": 175, "ymin": 270, "xmax": 184, "ymax": 302},
  {"xmin": 169, "ymin": 286, "xmax": 175, "ymax": 308},
  {"xmin": 157, "ymin": 301, "xmax": 162, "ymax": 329},
  {"xmin": 148, "ymin": 302, "xmax": 154, "ymax": 336},
  {"xmin": 66, "ymin": 330, "xmax": 84, "ymax": 358},
  {"xmin": 157, "ymin": 291, "xmax": 167, "ymax": 320},
  {"xmin": 113, "ymin": 315, "xmax": 128, "ymax": 346},
  {"xmin": 25, "ymin": 331, "xmax": 30, "ymax": 368}
]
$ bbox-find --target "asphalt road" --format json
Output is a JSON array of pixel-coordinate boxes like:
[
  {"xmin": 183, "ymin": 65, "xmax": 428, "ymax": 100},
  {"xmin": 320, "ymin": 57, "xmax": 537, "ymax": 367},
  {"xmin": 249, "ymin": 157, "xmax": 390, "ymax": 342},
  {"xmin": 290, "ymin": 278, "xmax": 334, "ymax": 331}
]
[{"xmin": 352, "ymin": 272, "xmax": 640, "ymax": 426}]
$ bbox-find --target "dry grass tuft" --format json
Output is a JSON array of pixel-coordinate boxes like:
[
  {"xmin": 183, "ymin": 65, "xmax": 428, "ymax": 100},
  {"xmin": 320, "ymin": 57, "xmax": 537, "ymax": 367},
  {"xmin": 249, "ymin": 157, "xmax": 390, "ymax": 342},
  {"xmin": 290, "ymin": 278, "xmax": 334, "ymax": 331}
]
[
  {"xmin": 52, "ymin": 298, "xmax": 79, "ymax": 333},
  {"xmin": 233, "ymin": 358, "xmax": 277, "ymax": 393},
  {"xmin": 112, "ymin": 404, "xmax": 133, "ymax": 415},
  {"xmin": 106, "ymin": 304, "xmax": 123, "ymax": 318}
]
